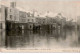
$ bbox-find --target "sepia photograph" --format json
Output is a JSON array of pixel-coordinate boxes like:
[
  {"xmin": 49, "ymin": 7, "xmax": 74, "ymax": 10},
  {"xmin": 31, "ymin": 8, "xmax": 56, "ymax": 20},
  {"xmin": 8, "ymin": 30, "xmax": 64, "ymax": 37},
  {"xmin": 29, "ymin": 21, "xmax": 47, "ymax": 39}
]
[{"xmin": 0, "ymin": 0, "xmax": 80, "ymax": 52}]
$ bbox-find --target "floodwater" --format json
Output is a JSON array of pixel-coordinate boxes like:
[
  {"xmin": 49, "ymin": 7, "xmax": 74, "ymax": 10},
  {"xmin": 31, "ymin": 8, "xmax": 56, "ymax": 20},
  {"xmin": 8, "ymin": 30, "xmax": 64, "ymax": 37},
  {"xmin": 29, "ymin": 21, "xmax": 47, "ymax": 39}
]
[{"xmin": 1, "ymin": 29, "xmax": 80, "ymax": 49}]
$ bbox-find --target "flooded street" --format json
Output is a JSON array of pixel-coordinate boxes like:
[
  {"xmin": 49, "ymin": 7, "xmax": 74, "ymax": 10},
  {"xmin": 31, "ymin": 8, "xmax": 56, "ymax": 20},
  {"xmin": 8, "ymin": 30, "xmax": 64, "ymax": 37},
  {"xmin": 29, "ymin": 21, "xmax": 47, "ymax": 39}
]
[{"xmin": 1, "ymin": 29, "xmax": 80, "ymax": 49}]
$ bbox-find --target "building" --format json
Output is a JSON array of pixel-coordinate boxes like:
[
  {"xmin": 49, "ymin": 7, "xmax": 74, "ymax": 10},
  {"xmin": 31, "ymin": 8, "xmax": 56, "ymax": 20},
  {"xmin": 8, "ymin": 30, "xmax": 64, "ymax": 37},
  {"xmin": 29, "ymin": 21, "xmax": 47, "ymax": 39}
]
[
  {"xmin": 7, "ymin": 2, "xmax": 19, "ymax": 22},
  {"xmin": 0, "ymin": 5, "xmax": 8, "ymax": 30},
  {"xmin": 6, "ymin": 2, "xmax": 19, "ymax": 30},
  {"xmin": 60, "ymin": 17, "xmax": 66, "ymax": 29},
  {"xmin": 26, "ymin": 17, "xmax": 36, "ymax": 23},
  {"xmin": 7, "ymin": 8, "xmax": 19, "ymax": 22},
  {"xmin": 36, "ymin": 17, "xmax": 47, "ymax": 24},
  {"xmin": 0, "ymin": 5, "xmax": 8, "ymax": 47},
  {"xmin": 19, "ymin": 11, "xmax": 26, "ymax": 23},
  {"xmin": 0, "ymin": 5, "xmax": 1, "ymax": 29},
  {"xmin": 35, "ymin": 16, "xmax": 58, "ymax": 30},
  {"xmin": 18, "ymin": 11, "xmax": 27, "ymax": 30},
  {"xmin": 26, "ymin": 15, "xmax": 37, "ymax": 30},
  {"xmin": 46, "ymin": 17, "xmax": 58, "ymax": 30},
  {"xmin": 53, "ymin": 13, "xmax": 67, "ymax": 29},
  {"xmin": 18, "ymin": 11, "xmax": 37, "ymax": 30},
  {"xmin": 36, "ymin": 17, "xmax": 57, "ymax": 30},
  {"xmin": 14, "ymin": 9, "xmax": 19, "ymax": 23},
  {"xmin": 77, "ymin": 16, "xmax": 80, "ymax": 26}
]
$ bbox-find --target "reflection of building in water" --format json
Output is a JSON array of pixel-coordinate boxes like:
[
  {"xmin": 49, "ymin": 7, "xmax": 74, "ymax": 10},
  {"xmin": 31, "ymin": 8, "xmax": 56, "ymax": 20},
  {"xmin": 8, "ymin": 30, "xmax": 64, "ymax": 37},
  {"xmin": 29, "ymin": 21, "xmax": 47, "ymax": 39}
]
[
  {"xmin": 5, "ymin": 29, "xmax": 80, "ymax": 48},
  {"xmin": 6, "ymin": 36, "xmax": 30, "ymax": 48},
  {"xmin": 0, "ymin": 31, "xmax": 6, "ymax": 47}
]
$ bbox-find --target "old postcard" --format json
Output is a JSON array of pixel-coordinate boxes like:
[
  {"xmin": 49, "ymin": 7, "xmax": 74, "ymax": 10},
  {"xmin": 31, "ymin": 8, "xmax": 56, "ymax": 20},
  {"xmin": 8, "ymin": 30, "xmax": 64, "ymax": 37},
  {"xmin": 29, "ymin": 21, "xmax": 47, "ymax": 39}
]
[{"xmin": 0, "ymin": 0, "xmax": 80, "ymax": 52}]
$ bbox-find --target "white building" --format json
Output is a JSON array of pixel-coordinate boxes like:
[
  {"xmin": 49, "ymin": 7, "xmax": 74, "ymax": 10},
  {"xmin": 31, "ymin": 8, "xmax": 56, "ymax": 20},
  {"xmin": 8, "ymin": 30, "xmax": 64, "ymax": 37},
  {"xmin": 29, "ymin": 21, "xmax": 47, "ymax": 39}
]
[
  {"xmin": 0, "ymin": 5, "xmax": 1, "ymax": 29},
  {"xmin": 7, "ymin": 2, "xmax": 19, "ymax": 23},
  {"xmin": 0, "ymin": 5, "xmax": 7, "ymax": 30},
  {"xmin": 0, "ymin": 5, "xmax": 7, "ymax": 47}
]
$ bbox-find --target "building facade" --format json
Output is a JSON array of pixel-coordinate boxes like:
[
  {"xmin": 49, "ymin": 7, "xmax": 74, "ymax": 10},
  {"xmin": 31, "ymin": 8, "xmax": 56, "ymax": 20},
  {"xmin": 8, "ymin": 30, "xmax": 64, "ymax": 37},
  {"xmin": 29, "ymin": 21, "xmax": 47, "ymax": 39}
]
[
  {"xmin": 6, "ymin": 2, "xmax": 19, "ymax": 31},
  {"xmin": 19, "ymin": 11, "xmax": 26, "ymax": 23},
  {"xmin": 26, "ymin": 16, "xmax": 37, "ymax": 30},
  {"xmin": 0, "ymin": 5, "xmax": 8, "ymax": 47},
  {"xmin": 0, "ymin": 5, "xmax": 8, "ymax": 30},
  {"xmin": 7, "ymin": 8, "xmax": 19, "ymax": 22}
]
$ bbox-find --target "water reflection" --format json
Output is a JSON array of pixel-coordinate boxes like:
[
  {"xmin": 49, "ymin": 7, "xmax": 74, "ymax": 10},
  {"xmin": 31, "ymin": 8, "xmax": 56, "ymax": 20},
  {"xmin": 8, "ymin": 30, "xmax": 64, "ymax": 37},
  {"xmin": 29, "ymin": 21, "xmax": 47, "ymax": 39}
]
[
  {"xmin": 3, "ymin": 29, "xmax": 80, "ymax": 48},
  {"xmin": 0, "ymin": 30, "xmax": 6, "ymax": 47}
]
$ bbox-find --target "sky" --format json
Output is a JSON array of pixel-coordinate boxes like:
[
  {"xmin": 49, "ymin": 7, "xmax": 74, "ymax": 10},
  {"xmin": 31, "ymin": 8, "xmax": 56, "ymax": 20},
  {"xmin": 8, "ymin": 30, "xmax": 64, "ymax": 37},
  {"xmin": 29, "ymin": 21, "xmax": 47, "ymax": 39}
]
[{"xmin": 1, "ymin": 0, "xmax": 80, "ymax": 21}]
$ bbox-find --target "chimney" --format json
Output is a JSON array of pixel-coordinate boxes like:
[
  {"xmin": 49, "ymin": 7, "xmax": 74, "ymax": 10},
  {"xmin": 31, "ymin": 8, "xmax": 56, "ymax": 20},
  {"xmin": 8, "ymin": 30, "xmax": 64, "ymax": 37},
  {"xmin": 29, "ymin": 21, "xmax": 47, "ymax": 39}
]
[{"xmin": 10, "ymin": 2, "xmax": 16, "ymax": 8}]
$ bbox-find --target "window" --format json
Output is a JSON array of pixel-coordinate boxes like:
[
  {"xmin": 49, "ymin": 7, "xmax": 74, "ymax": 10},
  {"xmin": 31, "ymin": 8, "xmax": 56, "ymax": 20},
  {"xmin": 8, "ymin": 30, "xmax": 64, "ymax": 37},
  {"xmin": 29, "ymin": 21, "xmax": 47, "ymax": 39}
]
[{"xmin": 10, "ymin": 15, "xmax": 12, "ymax": 20}]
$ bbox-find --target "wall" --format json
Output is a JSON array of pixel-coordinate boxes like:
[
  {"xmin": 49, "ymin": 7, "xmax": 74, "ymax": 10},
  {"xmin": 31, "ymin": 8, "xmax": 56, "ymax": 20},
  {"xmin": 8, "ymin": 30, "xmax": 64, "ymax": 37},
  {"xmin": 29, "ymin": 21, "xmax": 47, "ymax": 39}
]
[
  {"xmin": 0, "ymin": 5, "xmax": 7, "ymax": 47},
  {"xmin": 19, "ymin": 11, "xmax": 26, "ymax": 23},
  {"xmin": 1, "ymin": 5, "xmax": 7, "ymax": 30}
]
